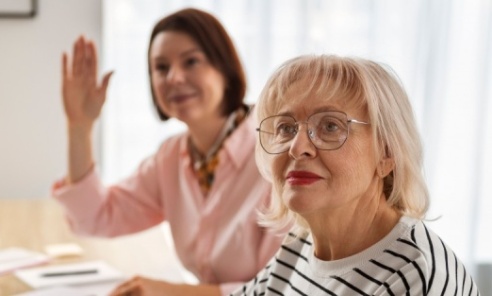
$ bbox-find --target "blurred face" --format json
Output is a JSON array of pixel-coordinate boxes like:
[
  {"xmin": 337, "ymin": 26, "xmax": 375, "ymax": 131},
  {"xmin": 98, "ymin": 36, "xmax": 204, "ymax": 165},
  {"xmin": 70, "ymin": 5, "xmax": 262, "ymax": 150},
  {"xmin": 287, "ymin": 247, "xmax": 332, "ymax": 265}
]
[
  {"xmin": 149, "ymin": 31, "xmax": 226, "ymax": 124},
  {"xmin": 268, "ymin": 77, "xmax": 381, "ymax": 218}
]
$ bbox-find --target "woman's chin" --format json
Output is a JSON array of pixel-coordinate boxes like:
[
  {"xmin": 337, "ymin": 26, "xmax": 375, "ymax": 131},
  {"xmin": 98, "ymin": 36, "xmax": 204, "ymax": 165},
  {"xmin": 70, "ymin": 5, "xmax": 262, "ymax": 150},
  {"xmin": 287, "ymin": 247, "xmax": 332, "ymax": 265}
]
[
  {"xmin": 165, "ymin": 103, "xmax": 200, "ymax": 123},
  {"xmin": 175, "ymin": 110, "xmax": 206, "ymax": 126},
  {"xmin": 284, "ymin": 193, "xmax": 316, "ymax": 215}
]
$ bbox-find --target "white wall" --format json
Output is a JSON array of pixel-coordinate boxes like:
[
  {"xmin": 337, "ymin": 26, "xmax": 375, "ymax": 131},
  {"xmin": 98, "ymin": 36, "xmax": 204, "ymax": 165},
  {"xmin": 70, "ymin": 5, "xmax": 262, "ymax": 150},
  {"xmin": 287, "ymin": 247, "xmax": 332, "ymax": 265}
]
[{"xmin": 0, "ymin": 0, "xmax": 102, "ymax": 198}]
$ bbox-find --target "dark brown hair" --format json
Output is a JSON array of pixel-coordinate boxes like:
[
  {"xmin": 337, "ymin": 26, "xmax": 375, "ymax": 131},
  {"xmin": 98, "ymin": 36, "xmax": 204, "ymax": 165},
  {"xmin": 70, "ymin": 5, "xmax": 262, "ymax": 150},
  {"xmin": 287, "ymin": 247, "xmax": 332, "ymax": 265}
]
[{"xmin": 148, "ymin": 8, "xmax": 247, "ymax": 120}]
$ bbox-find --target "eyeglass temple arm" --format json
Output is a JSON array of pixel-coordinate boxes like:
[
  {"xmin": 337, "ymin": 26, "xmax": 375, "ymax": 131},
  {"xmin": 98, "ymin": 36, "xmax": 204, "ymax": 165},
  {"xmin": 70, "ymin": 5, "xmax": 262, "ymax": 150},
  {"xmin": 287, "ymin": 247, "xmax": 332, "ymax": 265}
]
[
  {"xmin": 256, "ymin": 128, "xmax": 275, "ymax": 134},
  {"xmin": 348, "ymin": 119, "xmax": 370, "ymax": 125}
]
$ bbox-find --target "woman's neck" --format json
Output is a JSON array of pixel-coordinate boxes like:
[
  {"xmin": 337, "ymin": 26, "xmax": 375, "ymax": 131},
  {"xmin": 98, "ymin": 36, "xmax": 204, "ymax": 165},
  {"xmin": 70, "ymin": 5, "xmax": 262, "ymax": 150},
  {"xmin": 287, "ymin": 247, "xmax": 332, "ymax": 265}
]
[
  {"xmin": 187, "ymin": 106, "xmax": 247, "ymax": 156},
  {"xmin": 308, "ymin": 191, "xmax": 401, "ymax": 261},
  {"xmin": 187, "ymin": 115, "xmax": 228, "ymax": 156}
]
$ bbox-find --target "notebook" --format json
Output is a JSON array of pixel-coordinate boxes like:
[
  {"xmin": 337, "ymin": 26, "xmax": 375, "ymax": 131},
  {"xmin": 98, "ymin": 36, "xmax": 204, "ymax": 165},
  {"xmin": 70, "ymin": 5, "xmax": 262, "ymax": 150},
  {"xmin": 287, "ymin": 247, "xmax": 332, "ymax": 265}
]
[
  {"xmin": 14, "ymin": 260, "xmax": 124, "ymax": 289},
  {"xmin": 0, "ymin": 248, "xmax": 50, "ymax": 275}
]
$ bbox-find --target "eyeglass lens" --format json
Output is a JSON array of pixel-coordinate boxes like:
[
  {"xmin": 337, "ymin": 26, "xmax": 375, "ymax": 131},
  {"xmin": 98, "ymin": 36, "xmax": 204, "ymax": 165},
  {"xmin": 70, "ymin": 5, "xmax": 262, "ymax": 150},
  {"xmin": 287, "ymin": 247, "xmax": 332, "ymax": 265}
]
[{"xmin": 258, "ymin": 111, "xmax": 350, "ymax": 154}]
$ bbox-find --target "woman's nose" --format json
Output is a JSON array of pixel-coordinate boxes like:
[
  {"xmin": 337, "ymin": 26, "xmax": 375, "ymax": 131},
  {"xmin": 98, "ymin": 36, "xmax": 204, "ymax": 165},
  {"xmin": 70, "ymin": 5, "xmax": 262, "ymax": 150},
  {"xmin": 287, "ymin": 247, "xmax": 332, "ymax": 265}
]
[
  {"xmin": 166, "ymin": 66, "xmax": 185, "ymax": 84},
  {"xmin": 288, "ymin": 124, "xmax": 317, "ymax": 159}
]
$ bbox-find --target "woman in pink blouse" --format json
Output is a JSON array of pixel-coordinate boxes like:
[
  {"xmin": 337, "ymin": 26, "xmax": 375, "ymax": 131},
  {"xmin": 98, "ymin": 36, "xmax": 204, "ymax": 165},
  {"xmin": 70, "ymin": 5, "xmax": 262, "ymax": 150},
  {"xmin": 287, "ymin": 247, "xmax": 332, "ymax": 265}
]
[{"xmin": 53, "ymin": 8, "xmax": 282, "ymax": 296}]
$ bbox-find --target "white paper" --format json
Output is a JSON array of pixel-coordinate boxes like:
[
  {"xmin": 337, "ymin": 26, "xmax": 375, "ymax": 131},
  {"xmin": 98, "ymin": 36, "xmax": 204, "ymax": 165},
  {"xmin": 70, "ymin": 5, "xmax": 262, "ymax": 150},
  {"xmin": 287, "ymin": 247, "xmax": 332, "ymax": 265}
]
[
  {"xmin": 13, "ymin": 286, "xmax": 89, "ymax": 296},
  {"xmin": 0, "ymin": 248, "xmax": 50, "ymax": 275},
  {"xmin": 13, "ymin": 280, "xmax": 124, "ymax": 296},
  {"xmin": 14, "ymin": 261, "xmax": 124, "ymax": 289},
  {"xmin": 70, "ymin": 280, "xmax": 123, "ymax": 296}
]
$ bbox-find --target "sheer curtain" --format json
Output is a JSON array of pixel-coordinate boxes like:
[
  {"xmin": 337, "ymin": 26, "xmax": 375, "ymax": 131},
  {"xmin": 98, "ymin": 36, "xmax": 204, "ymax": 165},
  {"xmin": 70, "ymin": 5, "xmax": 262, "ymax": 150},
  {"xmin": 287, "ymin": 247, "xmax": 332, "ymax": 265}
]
[{"xmin": 101, "ymin": 0, "xmax": 491, "ymax": 284}]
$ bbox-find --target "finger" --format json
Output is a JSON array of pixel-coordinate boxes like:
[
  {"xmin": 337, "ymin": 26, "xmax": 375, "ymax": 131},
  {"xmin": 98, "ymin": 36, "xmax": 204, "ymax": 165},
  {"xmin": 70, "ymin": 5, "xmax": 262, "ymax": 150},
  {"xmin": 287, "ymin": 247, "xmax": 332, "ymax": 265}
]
[
  {"xmin": 73, "ymin": 36, "xmax": 86, "ymax": 76},
  {"xmin": 62, "ymin": 52, "xmax": 68, "ymax": 79},
  {"xmin": 112, "ymin": 283, "xmax": 140, "ymax": 296},
  {"xmin": 72, "ymin": 37, "xmax": 80, "ymax": 75},
  {"xmin": 85, "ymin": 41, "xmax": 96, "ymax": 86},
  {"xmin": 109, "ymin": 277, "xmax": 137, "ymax": 296},
  {"xmin": 86, "ymin": 40, "xmax": 97, "ymax": 82},
  {"xmin": 62, "ymin": 53, "xmax": 69, "ymax": 91},
  {"xmin": 99, "ymin": 71, "xmax": 114, "ymax": 97},
  {"xmin": 62, "ymin": 53, "xmax": 69, "ymax": 101},
  {"xmin": 109, "ymin": 283, "xmax": 131, "ymax": 296}
]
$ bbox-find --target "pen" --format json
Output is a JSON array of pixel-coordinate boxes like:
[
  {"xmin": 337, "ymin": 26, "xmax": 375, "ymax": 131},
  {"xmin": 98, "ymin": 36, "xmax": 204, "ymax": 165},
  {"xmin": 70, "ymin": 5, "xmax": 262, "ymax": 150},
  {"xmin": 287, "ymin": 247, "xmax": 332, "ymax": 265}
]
[{"xmin": 40, "ymin": 269, "xmax": 98, "ymax": 277}]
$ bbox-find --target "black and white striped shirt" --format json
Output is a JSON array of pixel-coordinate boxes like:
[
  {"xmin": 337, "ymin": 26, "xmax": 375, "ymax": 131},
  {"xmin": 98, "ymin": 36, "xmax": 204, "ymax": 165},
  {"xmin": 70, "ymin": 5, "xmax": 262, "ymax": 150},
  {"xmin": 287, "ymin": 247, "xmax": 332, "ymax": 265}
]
[{"xmin": 231, "ymin": 216, "xmax": 480, "ymax": 296}]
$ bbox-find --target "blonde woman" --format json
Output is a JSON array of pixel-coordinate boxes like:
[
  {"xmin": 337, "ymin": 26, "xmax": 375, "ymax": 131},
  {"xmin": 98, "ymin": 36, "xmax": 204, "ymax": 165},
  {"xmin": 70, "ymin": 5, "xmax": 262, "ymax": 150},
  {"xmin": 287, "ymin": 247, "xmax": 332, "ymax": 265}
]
[{"xmin": 231, "ymin": 55, "xmax": 481, "ymax": 295}]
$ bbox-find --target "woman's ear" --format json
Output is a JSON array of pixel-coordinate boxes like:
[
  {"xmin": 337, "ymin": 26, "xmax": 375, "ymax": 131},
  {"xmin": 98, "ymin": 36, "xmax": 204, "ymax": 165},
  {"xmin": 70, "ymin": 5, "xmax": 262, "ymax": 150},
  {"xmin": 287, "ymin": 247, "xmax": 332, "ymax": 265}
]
[
  {"xmin": 377, "ymin": 157, "xmax": 395, "ymax": 178},
  {"xmin": 377, "ymin": 145, "xmax": 395, "ymax": 178}
]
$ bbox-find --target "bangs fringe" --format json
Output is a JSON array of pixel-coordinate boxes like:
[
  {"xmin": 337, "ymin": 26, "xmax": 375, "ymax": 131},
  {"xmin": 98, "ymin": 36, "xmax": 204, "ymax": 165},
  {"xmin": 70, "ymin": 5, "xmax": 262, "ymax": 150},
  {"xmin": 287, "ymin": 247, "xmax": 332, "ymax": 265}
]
[{"xmin": 262, "ymin": 56, "xmax": 368, "ymax": 116}]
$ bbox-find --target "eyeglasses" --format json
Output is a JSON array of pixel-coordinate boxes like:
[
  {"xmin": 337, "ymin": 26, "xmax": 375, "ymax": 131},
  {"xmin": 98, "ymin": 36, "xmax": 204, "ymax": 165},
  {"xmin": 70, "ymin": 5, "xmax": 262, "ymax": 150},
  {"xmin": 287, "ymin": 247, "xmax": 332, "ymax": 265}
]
[{"xmin": 256, "ymin": 111, "xmax": 370, "ymax": 154}]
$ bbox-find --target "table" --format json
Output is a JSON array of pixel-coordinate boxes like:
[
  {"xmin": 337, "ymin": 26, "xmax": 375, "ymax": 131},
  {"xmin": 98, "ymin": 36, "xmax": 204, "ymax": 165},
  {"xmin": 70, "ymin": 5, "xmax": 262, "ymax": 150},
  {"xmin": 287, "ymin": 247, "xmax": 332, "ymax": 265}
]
[{"xmin": 0, "ymin": 198, "xmax": 185, "ymax": 295}]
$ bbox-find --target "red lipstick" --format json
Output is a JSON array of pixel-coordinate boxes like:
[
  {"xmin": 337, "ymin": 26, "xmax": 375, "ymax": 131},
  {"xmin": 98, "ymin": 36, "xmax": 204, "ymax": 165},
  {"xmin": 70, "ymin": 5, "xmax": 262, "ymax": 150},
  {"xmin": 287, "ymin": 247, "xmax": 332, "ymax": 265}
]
[{"xmin": 286, "ymin": 171, "xmax": 322, "ymax": 185}]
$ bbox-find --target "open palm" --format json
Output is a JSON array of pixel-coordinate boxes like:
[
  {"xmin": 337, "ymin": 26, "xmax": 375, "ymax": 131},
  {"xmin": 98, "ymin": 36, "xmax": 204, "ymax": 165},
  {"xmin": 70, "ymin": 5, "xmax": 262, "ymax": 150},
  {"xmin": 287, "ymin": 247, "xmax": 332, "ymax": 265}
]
[{"xmin": 62, "ymin": 36, "xmax": 112, "ymax": 128}]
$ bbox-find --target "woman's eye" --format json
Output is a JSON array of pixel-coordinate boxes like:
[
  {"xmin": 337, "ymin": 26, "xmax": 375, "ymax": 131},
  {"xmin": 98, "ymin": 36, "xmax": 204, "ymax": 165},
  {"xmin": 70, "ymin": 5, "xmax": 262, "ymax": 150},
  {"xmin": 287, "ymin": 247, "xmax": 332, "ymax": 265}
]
[
  {"xmin": 154, "ymin": 63, "xmax": 169, "ymax": 73},
  {"xmin": 319, "ymin": 119, "xmax": 340, "ymax": 133},
  {"xmin": 185, "ymin": 57, "xmax": 200, "ymax": 67},
  {"xmin": 277, "ymin": 123, "xmax": 297, "ymax": 136},
  {"xmin": 325, "ymin": 122, "xmax": 339, "ymax": 131}
]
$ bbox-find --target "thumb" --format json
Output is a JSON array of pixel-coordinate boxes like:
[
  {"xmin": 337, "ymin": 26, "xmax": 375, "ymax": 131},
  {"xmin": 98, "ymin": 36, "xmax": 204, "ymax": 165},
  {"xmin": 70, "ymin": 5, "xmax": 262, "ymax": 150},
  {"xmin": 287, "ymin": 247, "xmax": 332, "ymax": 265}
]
[{"xmin": 100, "ymin": 70, "xmax": 114, "ymax": 94}]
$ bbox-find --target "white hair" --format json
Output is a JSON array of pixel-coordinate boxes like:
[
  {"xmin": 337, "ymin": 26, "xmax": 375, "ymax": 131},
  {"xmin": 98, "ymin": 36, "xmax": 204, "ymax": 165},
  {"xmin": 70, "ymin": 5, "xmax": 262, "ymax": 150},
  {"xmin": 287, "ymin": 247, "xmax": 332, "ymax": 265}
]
[{"xmin": 255, "ymin": 55, "xmax": 429, "ymax": 233}]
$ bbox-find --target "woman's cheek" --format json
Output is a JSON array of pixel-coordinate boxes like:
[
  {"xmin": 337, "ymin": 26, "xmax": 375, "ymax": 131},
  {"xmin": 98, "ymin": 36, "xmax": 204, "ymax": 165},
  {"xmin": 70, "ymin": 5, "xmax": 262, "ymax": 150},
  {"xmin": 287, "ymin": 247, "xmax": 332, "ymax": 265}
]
[{"xmin": 152, "ymin": 82, "xmax": 168, "ymax": 112}]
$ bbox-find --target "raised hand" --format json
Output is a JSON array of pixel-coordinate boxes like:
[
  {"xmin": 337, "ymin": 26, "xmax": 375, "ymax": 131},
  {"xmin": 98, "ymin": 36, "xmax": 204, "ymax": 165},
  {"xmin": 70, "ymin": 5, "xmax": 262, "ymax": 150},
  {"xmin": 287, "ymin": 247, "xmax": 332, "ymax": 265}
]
[
  {"xmin": 62, "ymin": 36, "xmax": 113, "ymax": 183},
  {"xmin": 62, "ymin": 36, "xmax": 113, "ymax": 129}
]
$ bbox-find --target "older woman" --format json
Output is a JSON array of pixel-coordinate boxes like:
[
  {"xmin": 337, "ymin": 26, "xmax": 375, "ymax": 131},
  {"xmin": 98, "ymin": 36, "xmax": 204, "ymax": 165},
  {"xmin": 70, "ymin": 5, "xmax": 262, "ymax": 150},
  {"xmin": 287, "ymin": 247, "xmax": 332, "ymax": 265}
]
[{"xmin": 231, "ymin": 55, "xmax": 481, "ymax": 295}]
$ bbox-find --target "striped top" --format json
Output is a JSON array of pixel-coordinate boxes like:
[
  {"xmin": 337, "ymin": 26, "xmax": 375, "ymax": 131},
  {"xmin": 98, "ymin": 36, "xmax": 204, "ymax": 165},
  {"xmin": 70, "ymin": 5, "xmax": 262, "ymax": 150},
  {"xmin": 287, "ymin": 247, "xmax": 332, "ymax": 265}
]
[{"xmin": 231, "ymin": 216, "xmax": 480, "ymax": 296}]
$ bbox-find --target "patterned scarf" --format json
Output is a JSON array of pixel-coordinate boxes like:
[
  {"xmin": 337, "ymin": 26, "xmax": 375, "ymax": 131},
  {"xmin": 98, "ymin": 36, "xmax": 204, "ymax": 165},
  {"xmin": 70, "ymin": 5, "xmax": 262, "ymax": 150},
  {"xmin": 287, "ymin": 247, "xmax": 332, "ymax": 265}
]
[{"xmin": 190, "ymin": 106, "xmax": 248, "ymax": 195}]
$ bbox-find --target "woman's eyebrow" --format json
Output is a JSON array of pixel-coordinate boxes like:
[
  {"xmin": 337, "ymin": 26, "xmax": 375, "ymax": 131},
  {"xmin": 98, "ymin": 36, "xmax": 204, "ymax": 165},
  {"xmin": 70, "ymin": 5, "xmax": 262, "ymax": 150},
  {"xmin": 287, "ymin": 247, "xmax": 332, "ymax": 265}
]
[
  {"xmin": 151, "ymin": 48, "xmax": 202, "ymax": 61},
  {"xmin": 311, "ymin": 106, "xmax": 341, "ymax": 113},
  {"xmin": 180, "ymin": 48, "xmax": 203, "ymax": 57}
]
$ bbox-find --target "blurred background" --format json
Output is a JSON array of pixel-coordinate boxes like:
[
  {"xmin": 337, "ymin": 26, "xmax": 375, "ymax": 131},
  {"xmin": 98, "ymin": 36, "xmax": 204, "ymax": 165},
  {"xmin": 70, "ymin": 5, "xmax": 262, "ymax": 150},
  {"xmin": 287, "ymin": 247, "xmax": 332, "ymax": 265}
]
[{"xmin": 0, "ymin": 0, "xmax": 490, "ymax": 293}]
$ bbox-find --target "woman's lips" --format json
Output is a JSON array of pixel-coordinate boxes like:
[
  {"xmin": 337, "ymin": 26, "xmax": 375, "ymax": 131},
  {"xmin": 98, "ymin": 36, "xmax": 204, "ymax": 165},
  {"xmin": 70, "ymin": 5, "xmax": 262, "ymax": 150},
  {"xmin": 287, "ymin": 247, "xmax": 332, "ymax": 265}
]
[
  {"xmin": 286, "ymin": 171, "xmax": 322, "ymax": 185},
  {"xmin": 168, "ymin": 93, "xmax": 196, "ymax": 103}
]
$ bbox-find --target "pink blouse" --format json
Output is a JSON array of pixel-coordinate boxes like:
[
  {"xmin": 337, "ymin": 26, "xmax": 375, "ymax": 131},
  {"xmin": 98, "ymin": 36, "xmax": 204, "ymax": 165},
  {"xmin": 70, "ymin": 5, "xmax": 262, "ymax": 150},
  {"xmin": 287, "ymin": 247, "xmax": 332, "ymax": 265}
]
[{"xmin": 52, "ymin": 114, "xmax": 283, "ymax": 295}]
